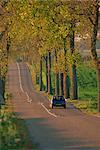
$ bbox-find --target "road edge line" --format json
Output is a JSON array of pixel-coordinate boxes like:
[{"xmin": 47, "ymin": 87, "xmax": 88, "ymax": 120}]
[
  {"xmin": 17, "ymin": 63, "xmax": 33, "ymax": 104},
  {"xmin": 41, "ymin": 103, "xmax": 57, "ymax": 118}
]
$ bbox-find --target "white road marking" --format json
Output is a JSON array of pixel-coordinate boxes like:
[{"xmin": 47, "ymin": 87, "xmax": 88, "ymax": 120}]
[
  {"xmin": 93, "ymin": 115, "xmax": 100, "ymax": 118},
  {"xmin": 16, "ymin": 63, "xmax": 24, "ymax": 93},
  {"xmin": 25, "ymin": 92, "xmax": 32, "ymax": 103},
  {"xmin": 16, "ymin": 63, "xmax": 32, "ymax": 103},
  {"xmin": 41, "ymin": 103, "xmax": 57, "ymax": 118}
]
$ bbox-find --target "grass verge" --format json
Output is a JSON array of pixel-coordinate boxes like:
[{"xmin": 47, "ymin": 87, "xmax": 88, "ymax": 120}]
[
  {"xmin": 0, "ymin": 97, "xmax": 37, "ymax": 150},
  {"xmin": 67, "ymin": 99, "xmax": 100, "ymax": 115},
  {"xmin": 27, "ymin": 63, "xmax": 100, "ymax": 116}
]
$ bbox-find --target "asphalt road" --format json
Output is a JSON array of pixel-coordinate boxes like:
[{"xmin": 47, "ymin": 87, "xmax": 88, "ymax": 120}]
[{"xmin": 8, "ymin": 62, "xmax": 100, "ymax": 150}]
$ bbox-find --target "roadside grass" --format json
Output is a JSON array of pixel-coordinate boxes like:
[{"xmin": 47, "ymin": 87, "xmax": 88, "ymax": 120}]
[
  {"xmin": 0, "ymin": 95, "xmax": 37, "ymax": 150},
  {"xmin": 28, "ymin": 63, "xmax": 99, "ymax": 115},
  {"xmin": 78, "ymin": 87, "xmax": 98, "ymax": 101},
  {"xmin": 77, "ymin": 87, "xmax": 98, "ymax": 113},
  {"xmin": 67, "ymin": 98, "xmax": 98, "ymax": 114}
]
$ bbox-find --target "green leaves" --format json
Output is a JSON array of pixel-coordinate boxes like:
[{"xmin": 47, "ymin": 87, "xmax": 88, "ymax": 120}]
[
  {"xmin": 0, "ymin": 107, "xmax": 19, "ymax": 149},
  {"xmin": 67, "ymin": 51, "xmax": 81, "ymax": 66},
  {"xmin": 0, "ymin": 49, "xmax": 8, "ymax": 77},
  {"xmin": 5, "ymin": 0, "xmax": 98, "ymax": 76}
]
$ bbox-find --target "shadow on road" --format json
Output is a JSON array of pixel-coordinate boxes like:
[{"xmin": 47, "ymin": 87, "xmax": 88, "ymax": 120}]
[{"xmin": 20, "ymin": 117, "xmax": 99, "ymax": 150}]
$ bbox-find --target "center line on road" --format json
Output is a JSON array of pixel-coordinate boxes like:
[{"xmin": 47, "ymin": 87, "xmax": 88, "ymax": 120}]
[
  {"xmin": 25, "ymin": 92, "xmax": 32, "ymax": 103},
  {"xmin": 16, "ymin": 63, "xmax": 32, "ymax": 103},
  {"xmin": 17, "ymin": 63, "xmax": 24, "ymax": 93},
  {"xmin": 41, "ymin": 103, "xmax": 57, "ymax": 118}
]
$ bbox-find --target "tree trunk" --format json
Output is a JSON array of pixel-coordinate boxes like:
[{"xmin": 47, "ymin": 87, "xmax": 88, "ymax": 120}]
[
  {"xmin": 63, "ymin": 72, "xmax": 70, "ymax": 98},
  {"xmin": 63, "ymin": 38, "xmax": 70, "ymax": 98},
  {"xmin": 90, "ymin": 2, "xmax": 99, "ymax": 111},
  {"xmin": 45, "ymin": 55, "xmax": 48, "ymax": 92},
  {"xmin": 54, "ymin": 49, "xmax": 59, "ymax": 96},
  {"xmin": 36, "ymin": 73, "xmax": 39, "ymax": 84},
  {"xmin": 59, "ymin": 73, "xmax": 64, "ymax": 96},
  {"xmin": 97, "ymin": 65, "xmax": 100, "ymax": 112},
  {"xmin": 48, "ymin": 51, "xmax": 52, "ymax": 94},
  {"xmin": 69, "ymin": 24, "xmax": 78, "ymax": 100},
  {"xmin": 70, "ymin": 64, "xmax": 78, "ymax": 99},
  {"xmin": 39, "ymin": 57, "xmax": 42, "ymax": 91},
  {"xmin": 90, "ymin": 0, "xmax": 99, "ymax": 63},
  {"xmin": 55, "ymin": 73, "xmax": 59, "ymax": 96}
]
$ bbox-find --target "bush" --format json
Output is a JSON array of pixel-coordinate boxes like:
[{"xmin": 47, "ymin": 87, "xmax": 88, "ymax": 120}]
[{"xmin": 0, "ymin": 107, "xmax": 21, "ymax": 149}]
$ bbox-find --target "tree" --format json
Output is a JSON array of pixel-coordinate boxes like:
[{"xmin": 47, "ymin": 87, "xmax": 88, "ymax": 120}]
[
  {"xmin": 63, "ymin": 37, "xmax": 70, "ymax": 98},
  {"xmin": 0, "ymin": 0, "xmax": 9, "ymax": 100},
  {"xmin": 69, "ymin": 22, "xmax": 78, "ymax": 99},
  {"xmin": 78, "ymin": 0, "xmax": 100, "ymax": 111},
  {"xmin": 39, "ymin": 56, "xmax": 43, "ymax": 91},
  {"xmin": 89, "ymin": 1, "xmax": 100, "ymax": 112},
  {"xmin": 6, "ymin": 0, "xmax": 92, "ymax": 104},
  {"xmin": 54, "ymin": 49, "xmax": 59, "ymax": 96},
  {"xmin": 44, "ymin": 55, "xmax": 48, "ymax": 92}
]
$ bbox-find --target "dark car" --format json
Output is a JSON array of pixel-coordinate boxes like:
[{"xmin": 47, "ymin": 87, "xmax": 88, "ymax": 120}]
[{"xmin": 50, "ymin": 96, "xmax": 66, "ymax": 109}]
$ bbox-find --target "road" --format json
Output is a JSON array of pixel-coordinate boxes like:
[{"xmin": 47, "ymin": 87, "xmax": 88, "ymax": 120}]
[{"xmin": 8, "ymin": 62, "xmax": 100, "ymax": 150}]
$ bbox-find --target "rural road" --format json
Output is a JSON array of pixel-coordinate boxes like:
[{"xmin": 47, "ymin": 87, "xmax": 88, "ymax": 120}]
[{"xmin": 8, "ymin": 62, "xmax": 100, "ymax": 150}]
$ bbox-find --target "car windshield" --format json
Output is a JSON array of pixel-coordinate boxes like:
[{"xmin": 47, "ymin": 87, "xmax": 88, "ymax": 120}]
[{"xmin": 53, "ymin": 96, "xmax": 64, "ymax": 101}]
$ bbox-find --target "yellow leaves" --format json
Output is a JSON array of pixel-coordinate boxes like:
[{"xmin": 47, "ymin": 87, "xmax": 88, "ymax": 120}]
[
  {"xmin": 60, "ymin": 5, "xmax": 70, "ymax": 19},
  {"xmin": 40, "ymin": 18, "xmax": 48, "ymax": 28},
  {"xmin": 58, "ymin": 26, "xmax": 68, "ymax": 38},
  {"xmin": 53, "ymin": 49, "xmax": 81, "ymax": 73},
  {"xmin": 19, "ymin": 12, "xmax": 27, "ymax": 20},
  {"xmin": 55, "ymin": 51, "xmax": 65, "ymax": 72},
  {"xmin": 6, "ymin": 0, "xmax": 83, "ymax": 71},
  {"xmin": 67, "ymin": 51, "xmax": 81, "ymax": 66},
  {"xmin": 0, "ymin": 50, "xmax": 8, "ymax": 77},
  {"xmin": 30, "ymin": 20, "xmax": 34, "ymax": 26},
  {"xmin": 54, "ymin": 63, "xmax": 59, "ymax": 73}
]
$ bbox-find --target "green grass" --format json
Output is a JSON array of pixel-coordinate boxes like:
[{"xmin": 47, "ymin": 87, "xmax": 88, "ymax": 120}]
[
  {"xmin": 77, "ymin": 62, "xmax": 97, "ymax": 88},
  {"xmin": 0, "ymin": 106, "xmax": 37, "ymax": 150},
  {"xmin": 78, "ymin": 87, "xmax": 98, "ymax": 101},
  {"xmin": 77, "ymin": 63, "xmax": 98, "ymax": 112},
  {"xmin": 76, "ymin": 62, "xmax": 98, "ymax": 112},
  {"xmin": 29, "ymin": 61, "xmax": 98, "ymax": 113}
]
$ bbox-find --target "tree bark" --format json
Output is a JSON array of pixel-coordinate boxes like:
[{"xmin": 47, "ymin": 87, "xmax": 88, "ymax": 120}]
[
  {"xmin": 90, "ymin": 1, "xmax": 100, "ymax": 111},
  {"xmin": 63, "ymin": 37, "xmax": 70, "ymax": 98},
  {"xmin": 2, "ymin": 29, "xmax": 7, "ymax": 52},
  {"xmin": 55, "ymin": 73, "xmax": 59, "ymax": 96},
  {"xmin": 59, "ymin": 73, "xmax": 64, "ymax": 96},
  {"xmin": 97, "ymin": 65, "xmax": 100, "ymax": 112},
  {"xmin": 48, "ymin": 51, "xmax": 52, "ymax": 94},
  {"xmin": 54, "ymin": 49, "xmax": 59, "ymax": 96},
  {"xmin": 39, "ymin": 57, "xmax": 42, "ymax": 91},
  {"xmin": 69, "ymin": 23, "xmax": 78, "ymax": 100},
  {"xmin": 45, "ymin": 55, "xmax": 48, "ymax": 92},
  {"xmin": 0, "ymin": 2, "xmax": 8, "ymax": 104},
  {"xmin": 63, "ymin": 72, "xmax": 70, "ymax": 98},
  {"xmin": 36, "ymin": 73, "xmax": 39, "ymax": 84},
  {"xmin": 90, "ymin": 2, "xmax": 99, "ymax": 64},
  {"xmin": 70, "ymin": 64, "xmax": 78, "ymax": 99}
]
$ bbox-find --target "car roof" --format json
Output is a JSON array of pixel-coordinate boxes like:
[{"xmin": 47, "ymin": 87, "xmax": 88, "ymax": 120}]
[{"xmin": 53, "ymin": 95, "xmax": 64, "ymax": 98}]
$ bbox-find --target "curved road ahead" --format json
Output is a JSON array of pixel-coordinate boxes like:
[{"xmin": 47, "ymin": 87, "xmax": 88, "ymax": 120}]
[{"xmin": 8, "ymin": 62, "xmax": 100, "ymax": 150}]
